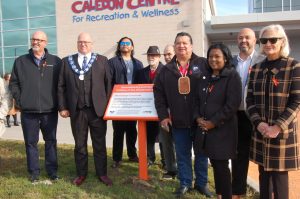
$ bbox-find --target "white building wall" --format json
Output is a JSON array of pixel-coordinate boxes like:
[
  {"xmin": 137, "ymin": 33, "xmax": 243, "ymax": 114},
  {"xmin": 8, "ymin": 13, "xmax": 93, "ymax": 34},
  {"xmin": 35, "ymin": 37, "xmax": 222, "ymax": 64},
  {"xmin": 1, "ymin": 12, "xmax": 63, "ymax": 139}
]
[{"xmin": 56, "ymin": 0, "xmax": 210, "ymax": 64}]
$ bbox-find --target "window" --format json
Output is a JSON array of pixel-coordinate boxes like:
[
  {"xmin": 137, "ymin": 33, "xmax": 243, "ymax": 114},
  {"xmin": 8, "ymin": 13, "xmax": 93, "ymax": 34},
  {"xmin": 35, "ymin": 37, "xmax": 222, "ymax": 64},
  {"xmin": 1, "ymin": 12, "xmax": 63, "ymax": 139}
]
[
  {"xmin": 3, "ymin": 19, "xmax": 27, "ymax": 31},
  {"xmin": 28, "ymin": 0, "xmax": 55, "ymax": 17},
  {"xmin": 1, "ymin": 0, "xmax": 27, "ymax": 19},
  {"xmin": 29, "ymin": 16, "xmax": 56, "ymax": 29},
  {"xmin": 3, "ymin": 31, "xmax": 28, "ymax": 46}
]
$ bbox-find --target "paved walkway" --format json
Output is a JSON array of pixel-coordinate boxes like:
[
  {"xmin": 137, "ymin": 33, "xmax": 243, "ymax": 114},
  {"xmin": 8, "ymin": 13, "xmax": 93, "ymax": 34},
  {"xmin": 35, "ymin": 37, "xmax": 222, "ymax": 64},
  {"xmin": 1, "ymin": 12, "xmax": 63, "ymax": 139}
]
[{"xmin": 2, "ymin": 115, "xmax": 300, "ymax": 198}]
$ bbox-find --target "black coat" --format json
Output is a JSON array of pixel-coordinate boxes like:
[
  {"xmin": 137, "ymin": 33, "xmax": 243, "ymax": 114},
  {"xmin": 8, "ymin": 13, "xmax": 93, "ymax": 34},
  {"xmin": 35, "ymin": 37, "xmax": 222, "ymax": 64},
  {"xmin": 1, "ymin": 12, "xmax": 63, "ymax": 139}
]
[
  {"xmin": 135, "ymin": 63, "xmax": 163, "ymax": 84},
  {"xmin": 57, "ymin": 53, "xmax": 112, "ymax": 118},
  {"xmin": 108, "ymin": 55, "xmax": 143, "ymax": 86},
  {"xmin": 9, "ymin": 48, "xmax": 62, "ymax": 113},
  {"xmin": 194, "ymin": 67, "xmax": 242, "ymax": 160},
  {"xmin": 153, "ymin": 53, "xmax": 208, "ymax": 128}
]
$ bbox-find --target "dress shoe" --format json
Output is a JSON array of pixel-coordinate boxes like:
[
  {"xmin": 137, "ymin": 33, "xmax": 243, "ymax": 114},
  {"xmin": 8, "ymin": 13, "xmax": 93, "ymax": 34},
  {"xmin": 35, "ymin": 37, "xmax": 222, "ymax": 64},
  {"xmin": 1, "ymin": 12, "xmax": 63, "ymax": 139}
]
[
  {"xmin": 30, "ymin": 175, "xmax": 39, "ymax": 183},
  {"xmin": 128, "ymin": 156, "xmax": 139, "ymax": 163},
  {"xmin": 147, "ymin": 160, "xmax": 155, "ymax": 167},
  {"xmin": 49, "ymin": 174, "xmax": 59, "ymax": 181},
  {"xmin": 73, "ymin": 176, "xmax": 86, "ymax": 186},
  {"xmin": 174, "ymin": 186, "xmax": 191, "ymax": 198},
  {"xmin": 14, "ymin": 122, "xmax": 19, "ymax": 126},
  {"xmin": 111, "ymin": 161, "xmax": 121, "ymax": 168},
  {"xmin": 99, "ymin": 175, "xmax": 113, "ymax": 186},
  {"xmin": 194, "ymin": 185, "xmax": 213, "ymax": 198},
  {"xmin": 162, "ymin": 171, "xmax": 177, "ymax": 180}
]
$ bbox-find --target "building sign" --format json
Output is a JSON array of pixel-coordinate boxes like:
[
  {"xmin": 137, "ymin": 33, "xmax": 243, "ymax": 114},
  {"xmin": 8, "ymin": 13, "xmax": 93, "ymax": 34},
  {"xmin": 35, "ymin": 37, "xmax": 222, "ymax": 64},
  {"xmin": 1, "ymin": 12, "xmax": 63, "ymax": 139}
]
[
  {"xmin": 71, "ymin": 0, "xmax": 181, "ymax": 23},
  {"xmin": 104, "ymin": 84, "xmax": 159, "ymax": 121}
]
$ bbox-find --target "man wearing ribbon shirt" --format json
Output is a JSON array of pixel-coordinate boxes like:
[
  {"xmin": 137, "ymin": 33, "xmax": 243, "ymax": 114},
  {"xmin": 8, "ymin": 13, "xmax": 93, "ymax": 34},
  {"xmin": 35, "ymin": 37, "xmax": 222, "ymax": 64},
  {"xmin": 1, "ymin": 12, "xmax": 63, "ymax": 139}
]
[
  {"xmin": 9, "ymin": 31, "xmax": 61, "ymax": 183},
  {"xmin": 153, "ymin": 32, "xmax": 212, "ymax": 198},
  {"xmin": 231, "ymin": 28, "xmax": 265, "ymax": 199},
  {"xmin": 58, "ymin": 32, "xmax": 112, "ymax": 186}
]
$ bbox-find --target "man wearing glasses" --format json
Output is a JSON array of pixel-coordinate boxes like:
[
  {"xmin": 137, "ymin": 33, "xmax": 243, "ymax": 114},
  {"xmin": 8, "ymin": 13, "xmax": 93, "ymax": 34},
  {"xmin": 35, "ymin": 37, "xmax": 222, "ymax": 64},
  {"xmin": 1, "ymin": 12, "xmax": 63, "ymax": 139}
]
[
  {"xmin": 9, "ymin": 31, "xmax": 62, "ymax": 183},
  {"xmin": 58, "ymin": 32, "xmax": 112, "ymax": 186},
  {"xmin": 109, "ymin": 37, "xmax": 143, "ymax": 168}
]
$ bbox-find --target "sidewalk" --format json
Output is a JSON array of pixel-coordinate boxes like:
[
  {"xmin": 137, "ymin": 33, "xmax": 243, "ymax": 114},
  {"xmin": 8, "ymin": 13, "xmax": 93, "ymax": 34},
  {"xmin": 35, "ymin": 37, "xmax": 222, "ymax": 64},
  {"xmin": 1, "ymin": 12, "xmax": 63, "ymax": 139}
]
[
  {"xmin": 247, "ymin": 160, "xmax": 300, "ymax": 199},
  {"xmin": 3, "ymin": 115, "xmax": 300, "ymax": 198}
]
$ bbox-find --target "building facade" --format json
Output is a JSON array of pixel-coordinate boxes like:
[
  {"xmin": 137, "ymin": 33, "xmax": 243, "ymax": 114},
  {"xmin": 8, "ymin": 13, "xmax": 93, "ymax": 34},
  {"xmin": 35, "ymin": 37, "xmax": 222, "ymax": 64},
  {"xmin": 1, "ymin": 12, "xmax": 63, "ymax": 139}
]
[
  {"xmin": 56, "ymin": 0, "xmax": 210, "ymax": 64},
  {"xmin": 0, "ymin": 0, "xmax": 299, "ymax": 75},
  {"xmin": 249, "ymin": 0, "xmax": 300, "ymax": 13},
  {"xmin": 0, "ymin": 0, "xmax": 57, "ymax": 74}
]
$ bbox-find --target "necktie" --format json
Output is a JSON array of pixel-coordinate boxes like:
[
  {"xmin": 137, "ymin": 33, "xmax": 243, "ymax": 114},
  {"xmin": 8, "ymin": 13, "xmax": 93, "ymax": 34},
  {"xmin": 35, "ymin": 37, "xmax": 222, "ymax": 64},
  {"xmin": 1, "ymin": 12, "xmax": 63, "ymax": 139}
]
[{"xmin": 82, "ymin": 56, "xmax": 87, "ymax": 70}]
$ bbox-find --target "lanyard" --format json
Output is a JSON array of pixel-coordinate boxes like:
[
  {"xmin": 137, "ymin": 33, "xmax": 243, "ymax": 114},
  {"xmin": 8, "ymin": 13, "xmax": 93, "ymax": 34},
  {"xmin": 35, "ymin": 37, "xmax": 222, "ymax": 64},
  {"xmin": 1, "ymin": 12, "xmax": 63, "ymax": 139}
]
[{"xmin": 177, "ymin": 60, "xmax": 189, "ymax": 77}]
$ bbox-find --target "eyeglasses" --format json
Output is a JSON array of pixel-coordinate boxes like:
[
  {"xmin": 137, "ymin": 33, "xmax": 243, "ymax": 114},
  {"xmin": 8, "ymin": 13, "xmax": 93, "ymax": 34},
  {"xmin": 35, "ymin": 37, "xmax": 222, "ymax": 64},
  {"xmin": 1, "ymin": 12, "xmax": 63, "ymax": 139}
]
[
  {"xmin": 120, "ymin": 41, "xmax": 131, "ymax": 46},
  {"xmin": 77, "ymin": 41, "xmax": 92, "ymax": 45},
  {"xmin": 31, "ymin": 38, "xmax": 46, "ymax": 43},
  {"xmin": 259, "ymin": 37, "xmax": 282, "ymax": 44}
]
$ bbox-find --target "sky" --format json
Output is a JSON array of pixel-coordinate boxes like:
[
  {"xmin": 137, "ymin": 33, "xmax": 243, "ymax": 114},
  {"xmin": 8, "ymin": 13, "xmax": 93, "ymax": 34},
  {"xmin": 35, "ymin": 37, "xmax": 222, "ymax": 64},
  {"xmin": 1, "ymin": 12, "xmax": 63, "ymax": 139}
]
[{"xmin": 215, "ymin": 0, "xmax": 249, "ymax": 16}]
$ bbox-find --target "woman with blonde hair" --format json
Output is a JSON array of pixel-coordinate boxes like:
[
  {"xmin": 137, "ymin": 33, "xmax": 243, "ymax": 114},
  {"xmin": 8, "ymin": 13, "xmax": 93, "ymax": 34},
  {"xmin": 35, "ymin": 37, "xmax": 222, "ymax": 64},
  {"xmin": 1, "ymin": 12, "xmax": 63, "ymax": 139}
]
[{"xmin": 246, "ymin": 24, "xmax": 300, "ymax": 199}]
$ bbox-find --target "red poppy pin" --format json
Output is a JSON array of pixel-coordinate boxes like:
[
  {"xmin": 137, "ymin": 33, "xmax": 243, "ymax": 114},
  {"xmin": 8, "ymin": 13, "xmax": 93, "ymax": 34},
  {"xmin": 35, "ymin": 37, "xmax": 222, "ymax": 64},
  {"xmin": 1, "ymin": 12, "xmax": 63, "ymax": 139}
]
[
  {"xmin": 248, "ymin": 66, "xmax": 252, "ymax": 74},
  {"xmin": 208, "ymin": 85, "xmax": 214, "ymax": 93},
  {"xmin": 189, "ymin": 70, "xmax": 192, "ymax": 75},
  {"xmin": 42, "ymin": 61, "xmax": 47, "ymax": 67},
  {"xmin": 272, "ymin": 77, "xmax": 279, "ymax": 87}
]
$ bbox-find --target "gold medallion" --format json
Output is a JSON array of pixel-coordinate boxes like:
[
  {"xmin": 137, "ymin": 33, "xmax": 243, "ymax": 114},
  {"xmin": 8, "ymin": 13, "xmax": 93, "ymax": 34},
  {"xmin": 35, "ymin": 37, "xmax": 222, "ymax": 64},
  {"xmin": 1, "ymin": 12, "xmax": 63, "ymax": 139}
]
[{"xmin": 178, "ymin": 76, "xmax": 190, "ymax": 94}]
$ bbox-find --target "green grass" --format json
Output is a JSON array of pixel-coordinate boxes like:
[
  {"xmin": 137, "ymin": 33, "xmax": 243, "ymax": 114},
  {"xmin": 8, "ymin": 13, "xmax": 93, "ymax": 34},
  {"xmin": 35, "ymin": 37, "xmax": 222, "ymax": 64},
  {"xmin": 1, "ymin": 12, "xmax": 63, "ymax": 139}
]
[{"xmin": 0, "ymin": 140, "xmax": 259, "ymax": 199}]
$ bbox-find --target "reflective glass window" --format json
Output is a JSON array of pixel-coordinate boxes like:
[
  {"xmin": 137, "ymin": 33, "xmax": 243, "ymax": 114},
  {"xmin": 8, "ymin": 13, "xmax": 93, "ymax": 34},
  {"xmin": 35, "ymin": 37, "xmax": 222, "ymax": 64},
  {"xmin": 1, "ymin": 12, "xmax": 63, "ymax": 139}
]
[
  {"xmin": 29, "ymin": 16, "xmax": 56, "ymax": 29},
  {"xmin": 30, "ymin": 28, "xmax": 56, "ymax": 43},
  {"xmin": 4, "ymin": 58, "xmax": 15, "ymax": 73},
  {"xmin": 28, "ymin": 0, "xmax": 55, "ymax": 17},
  {"xmin": 3, "ymin": 19, "xmax": 27, "ymax": 31},
  {"xmin": 292, "ymin": 0, "xmax": 300, "ymax": 10},
  {"xmin": 46, "ymin": 43, "xmax": 57, "ymax": 55},
  {"xmin": 3, "ymin": 31, "xmax": 28, "ymax": 46},
  {"xmin": 1, "ymin": 0, "xmax": 27, "ymax": 19},
  {"xmin": 253, "ymin": 0, "xmax": 262, "ymax": 13},
  {"xmin": 4, "ymin": 46, "xmax": 29, "ymax": 58},
  {"xmin": 264, "ymin": 0, "xmax": 282, "ymax": 12}
]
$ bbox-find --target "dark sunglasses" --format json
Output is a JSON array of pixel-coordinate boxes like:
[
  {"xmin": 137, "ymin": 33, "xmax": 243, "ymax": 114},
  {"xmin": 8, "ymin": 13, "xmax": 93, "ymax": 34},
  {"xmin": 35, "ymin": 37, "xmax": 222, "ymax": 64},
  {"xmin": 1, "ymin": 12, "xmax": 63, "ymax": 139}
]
[{"xmin": 259, "ymin": 37, "xmax": 282, "ymax": 44}]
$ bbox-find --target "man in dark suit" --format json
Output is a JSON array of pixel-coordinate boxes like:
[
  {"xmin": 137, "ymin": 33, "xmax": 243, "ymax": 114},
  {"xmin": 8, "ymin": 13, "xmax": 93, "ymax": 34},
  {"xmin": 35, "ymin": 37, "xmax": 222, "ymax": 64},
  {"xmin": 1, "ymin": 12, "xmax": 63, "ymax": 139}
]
[
  {"xmin": 58, "ymin": 32, "xmax": 112, "ymax": 186},
  {"xmin": 231, "ymin": 28, "xmax": 265, "ymax": 199},
  {"xmin": 135, "ymin": 46, "xmax": 163, "ymax": 166}
]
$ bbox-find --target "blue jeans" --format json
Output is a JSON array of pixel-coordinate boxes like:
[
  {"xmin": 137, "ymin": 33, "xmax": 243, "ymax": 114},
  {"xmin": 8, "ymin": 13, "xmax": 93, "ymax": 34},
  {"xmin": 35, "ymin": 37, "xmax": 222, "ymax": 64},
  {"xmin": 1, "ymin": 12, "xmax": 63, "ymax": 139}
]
[
  {"xmin": 21, "ymin": 112, "xmax": 58, "ymax": 176},
  {"xmin": 173, "ymin": 127, "xmax": 208, "ymax": 188}
]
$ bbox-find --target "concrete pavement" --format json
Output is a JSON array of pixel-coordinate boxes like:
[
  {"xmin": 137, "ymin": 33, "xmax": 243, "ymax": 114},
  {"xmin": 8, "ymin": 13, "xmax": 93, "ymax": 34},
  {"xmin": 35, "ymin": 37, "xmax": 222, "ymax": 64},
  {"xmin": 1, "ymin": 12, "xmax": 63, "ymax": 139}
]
[{"xmin": 2, "ymin": 114, "xmax": 114, "ymax": 147}]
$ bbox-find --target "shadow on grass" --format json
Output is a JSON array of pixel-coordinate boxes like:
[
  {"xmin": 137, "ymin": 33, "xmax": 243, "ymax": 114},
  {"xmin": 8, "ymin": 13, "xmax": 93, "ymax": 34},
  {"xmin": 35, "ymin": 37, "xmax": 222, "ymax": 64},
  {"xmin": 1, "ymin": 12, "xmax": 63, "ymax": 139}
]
[
  {"xmin": 0, "ymin": 140, "xmax": 182, "ymax": 199},
  {"xmin": 0, "ymin": 139, "xmax": 259, "ymax": 199}
]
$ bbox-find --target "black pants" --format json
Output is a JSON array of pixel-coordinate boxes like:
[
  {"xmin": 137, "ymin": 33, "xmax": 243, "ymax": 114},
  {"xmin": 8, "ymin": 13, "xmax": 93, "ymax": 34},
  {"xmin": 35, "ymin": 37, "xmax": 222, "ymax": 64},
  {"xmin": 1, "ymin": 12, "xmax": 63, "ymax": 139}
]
[
  {"xmin": 146, "ymin": 121, "xmax": 159, "ymax": 162},
  {"xmin": 232, "ymin": 111, "xmax": 252, "ymax": 195},
  {"xmin": 70, "ymin": 107, "xmax": 107, "ymax": 177},
  {"xmin": 21, "ymin": 112, "xmax": 58, "ymax": 177},
  {"xmin": 259, "ymin": 166, "xmax": 288, "ymax": 199},
  {"xmin": 112, "ymin": 120, "xmax": 138, "ymax": 162},
  {"xmin": 210, "ymin": 159, "xmax": 232, "ymax": 199}
]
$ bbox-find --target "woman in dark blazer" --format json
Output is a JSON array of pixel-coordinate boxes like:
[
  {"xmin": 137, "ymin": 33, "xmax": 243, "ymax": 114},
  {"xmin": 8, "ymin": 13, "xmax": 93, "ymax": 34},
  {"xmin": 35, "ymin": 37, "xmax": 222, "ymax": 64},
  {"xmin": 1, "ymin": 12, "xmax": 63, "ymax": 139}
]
[
  {"xmin": 246, "ymin": 24, "xmax": 300, "ymax": 199},
  {"xmin": 194, "ymin": 43, "xmax": 242, "ymax": 199}
]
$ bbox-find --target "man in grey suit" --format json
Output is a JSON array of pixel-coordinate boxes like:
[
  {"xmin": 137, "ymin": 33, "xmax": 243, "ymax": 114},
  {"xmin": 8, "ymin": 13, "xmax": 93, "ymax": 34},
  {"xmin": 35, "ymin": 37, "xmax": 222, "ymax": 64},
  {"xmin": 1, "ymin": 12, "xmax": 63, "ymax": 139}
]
[{"xmin": 231, "ymin": 28, "xmax": 265, "ymax": 199}]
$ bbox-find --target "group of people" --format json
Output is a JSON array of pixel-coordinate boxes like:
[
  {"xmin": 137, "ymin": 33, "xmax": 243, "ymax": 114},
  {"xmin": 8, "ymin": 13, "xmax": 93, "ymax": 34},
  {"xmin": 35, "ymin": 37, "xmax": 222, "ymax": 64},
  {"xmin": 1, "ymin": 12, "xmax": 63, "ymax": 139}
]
[{"xmin": 4, "ymin": 22, "xmax": 300, "ymax": 199}]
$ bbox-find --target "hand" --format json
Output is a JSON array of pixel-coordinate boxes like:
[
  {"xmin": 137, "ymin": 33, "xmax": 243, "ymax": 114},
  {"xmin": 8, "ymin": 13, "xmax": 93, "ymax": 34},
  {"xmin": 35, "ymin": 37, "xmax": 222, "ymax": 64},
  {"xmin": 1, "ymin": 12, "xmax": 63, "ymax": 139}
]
[
  {"xmin": 257, "ymin": 122, "xmax": 269, "ymax": 135},
  {"xmin": 196, "ymin": 117, "xmax": 215, "ymax": 131},
  {"xmin": 59, "ymin": 110, "xmax": 70, "ymax": 118},
  {"xmin": 161, "ymin": 118, "xmax": 172, "ymax": 132},
  {"xmin": 264, "ymin": 125, "xmax": 281, "ymax": 138}
]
